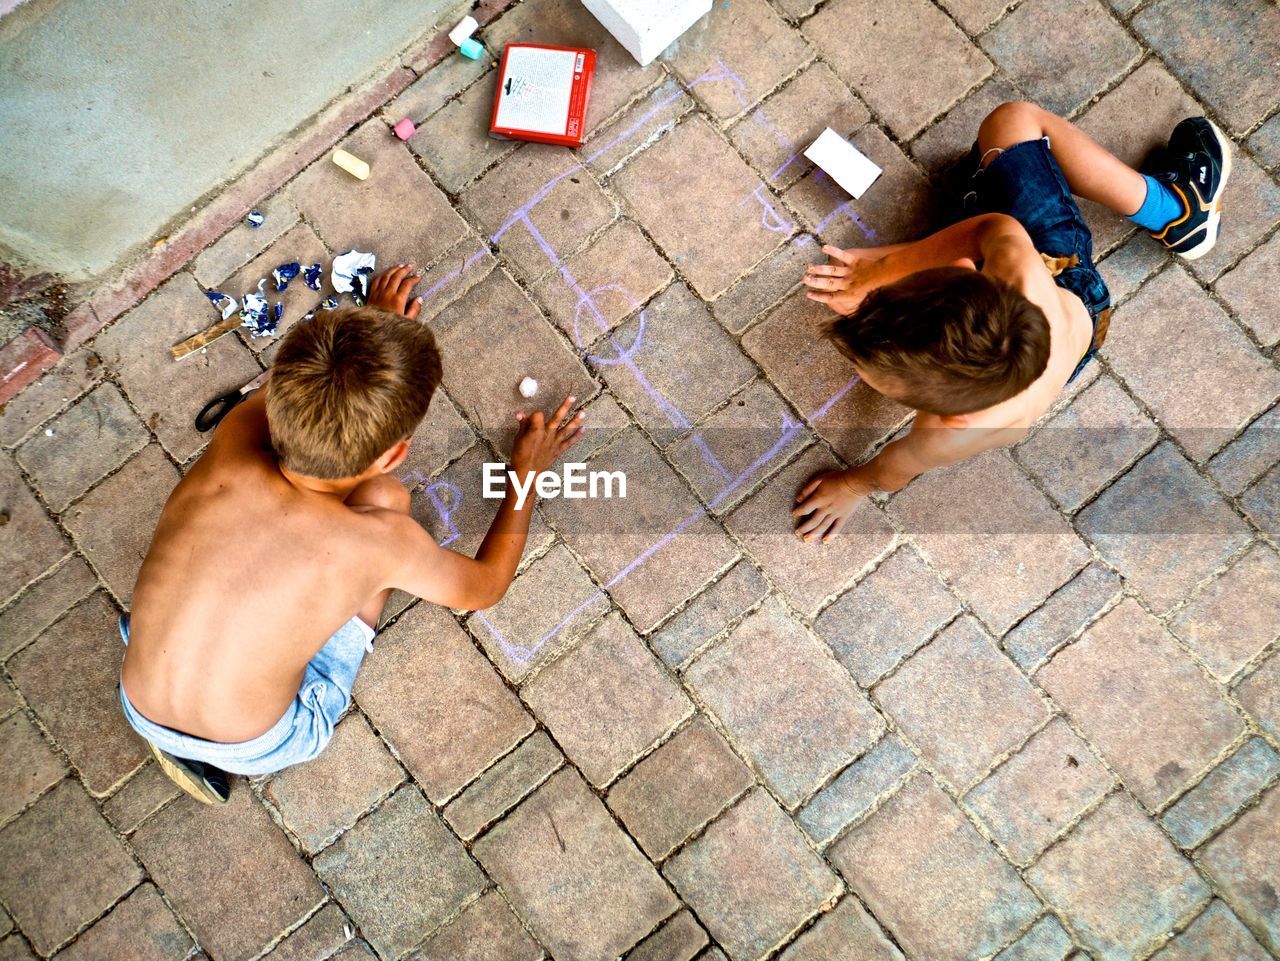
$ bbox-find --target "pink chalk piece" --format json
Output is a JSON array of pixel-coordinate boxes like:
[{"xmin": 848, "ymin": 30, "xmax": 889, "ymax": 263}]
[{"xmin": 393, "ymin": 118, "xmax": 416, "ymax": 141}]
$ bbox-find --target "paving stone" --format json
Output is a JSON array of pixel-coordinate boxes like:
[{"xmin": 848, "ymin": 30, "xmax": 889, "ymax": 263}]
[
  {"xmin": 1134, "ymin": 0, "xmax": 1280, "ymax": 136},
  {"xmin": 728, "ymin": 64, "xmax": 868, "ymax": 192},
  {"xmin": 0, "ymin": 711, "xmax": 65, "ymax": 825},
  {"xmin": 1018, "ymin": 374, "xmax": 1159, "ymax": 512},
  {"xmin": 651, "ymin": 560, "xmax": 768, "ymax": 669},
  {"xmin": 101, "ymin": 761, "xmax": 180, "ymax": 834},
  {"xmin": 0, "ymin": 555, "xmax": 97, "ymax": 660},
  {"xmin": 522, "ymin": 613, "xmax": 693, "ymax": 787},
  {"xmin": 93, "ymin": 273, "xmax": 262, "ymax": 460},
  {"xmin": 1236, "ymin": 653, "xmax": 1280, "ymax": 742},
  {"xmin": 409, "ymin": 890, "xmax": 543, "ymax": 961},
  {"xmin": 0, "ymin": 779, "xmax": 141, "ymax": 956},
  {"xmin": 1248, "ymin": 112, "xmax": 1280, "ymax": 170},
  {"xmin": 784, "ymin": 126, "xmax": 936, "ymax": 249},
  {"xmin": 613, "ymin": 115, "xmax": 786, "ymax": 300},
  {"xmin": 193, "ymin": 193, "xmax": 300, "ymax": 287},
  {"xmin": 1076, "ymin": 443, "xmax": 1252, "ymax": 612},
  {"xmin": 982, "ymin": 0, "xmax": 1138, "ymax": 116},
  {"xmin": 778, "ymin": 897, "xmax": 903, "ymax": 961},
  {"xmin": 935, "ymin": 0, "xmax": 1012, "ymax": 33},
  {"xmin": 1186, "ymin": 148, "xmax": 1280, "ymax": 283},
  {"xmin": 626, "ymin": 910, "xmax": 707, "ymax": 961},
  {"xmin": 910, "ymin": 77, "xmax": 1023, "ymax": 174},
  {"xmin": 0, "ymin": 684, "xmax": 16, "ymax": 721},
  {"xmin": 1098, "ymin": 237, "xmax": 1169, "ymax": 305},
  {"xmin": 802, "ymin": 0, "xmax": 991, "ymax": 139},
  {"xmin": 386, "ymin": 53, "xmax": 491, "ymax": 125},
  {"xmin": 533, "ymin": 219, "xmax": 672, "ymax": 345},
  {"xmin": 1149, "ymin": 899, "xmax": 1271, "ymax": 961},
  {"xmin": 724, "ymin": 449, "xmax": 896, "ymax": 617},
  {"xmin": 0, "ymin": 938, "xmax": 32, "ymax": 961},
  {"xmin": 1207, "ymin": 405, "xmax": 1280, "ymax": 496},
  {"xmin": 355, "ymin": 600, "xmax": 533, "ymax": 803},
  {"xmin": 815, "ymin": 545, "xmax": 960, "ymax": 687},
  {"xmin": 602, "ymin": 283, "xmax": 756, "ymax": 446},
  {"xmin": 261, "ymin": 902, "xmax": 353, "ymax": 961},
  {"xmin": 1003, "ymin": 562, "xmax": 1122, "ymax": 672},
  {"xmin": 263, "ymin": 713, "xmax": 404, "ymax": 853},
  {"xmin": 665, "ymin": 789, "xmax": 841, "ymax": 961},
  {"xmin": 62, "ymin": 445, "xmax": 179, "ymax": 604},
  {"xmin": 1216, "ymin": 230, "xmax": 1280, "ymax": 347},
  {"xmin": 1038, "ymin": 598, "xmax": 1244, "ymax": 808},
  {"xmin": 412, "ymin": 236, "xmax": 498, "ymax": 325},
  {"xmin": 9, "ymin": 592, "xmax": 145, "ymax": 795},
  {"xmin": 713, "ymin": 235, "xmax": 819, "ymax": 335},
  {"xmin": 1171, "ymin": 544, "xmax": 1280, "ymax": 681},
  {"xmin": 686, "ymin": 599, "xmax": 884, "ymax": 808},
  {"xmin": 0, "ymin": 453, "xmax": 69, "ymax": 604},
  {"xmin": 581, "ymin": 79, "xmax": 695, "ymax": 179},
  {"xmin": 666, "ymin": 0, "xmax": 812, "ymax": 122},
  {"xmin": 966, "ymin": 717, "xmax": 1114, "ymax": 864},
  {"xmin": 15, "ymin": 383, "xmax": 147, "ymax": 512},
  {"xmin": 434, "ymin": 270, "xmax": 596, "ymax": 456},
  {"xmin": 830, "ymin": 773, "xmax": 1039, "ymax": 961},
  {"xmin": 133, "ymin": 788, "xmax": 325, "ymax": 961},
  {"xmin": 607, "ymin": 715, "xmax": 753, "ymax": 860},
  {"xmin": 410, "ymin": 75, "xmax": 519, "ymax": 194},
  {"xmin": 487, "ymin": 0, "xmax": 663, "ymax": 125},
  {"xmin": 1242, "ymin": 461, "xmax": 1280, "ymax": 540},
  {"xmin": 396, "ymin": 391, "xmax": 474, "ymax": 490},
  {"xmin": 444, "ymin": 730, "xmax": 563, "ymax": 840},
  {"xmin": 0, "ymin": 350, "xmax": 102, "ymax": 449},
  {"xmin": 875, "ymin": 616, "xmax": 1049, "ymax": 790},
  {"xmin": 544, "ymin": 428, "xmax": 739, "ymax": 632},
  {"xmin": 473, "ymin": 767, "xmax": 678, "ymax": 961},
  {"xmin": 314, "ymin": 786, "xmax": 484, "ymax": 960},
  {"xmin": 668, "ymin": 380, "xmax": 811, "ymax": 513},
  {"xmin": 292, "ymin": 121, "xmax": 469, "ymax": 270},
  {"xmin": 566, "ymin": 389, "xmax": 633, "ymax": 463},
  {"xmin": 796, "ymin": 734, "xmax": 918, "ymax": 848},
  {"xmin": 741, "ymin": 292, "xmax": 910, "ymax": 462},
  {"xmin": 56, "ymin": 883, "xmax": 193, "ymax": 961},
  {"xmin": 462, "ymin": 147, "xmax": 617, "ymax": 283},
  {"xmin": 468, "ymin": 542, "xmax": 609, "ymax": 683},
  {"xmin": 993, "ymin": 915, "xmax": 1075, "ymax": 961},
  {"xmin": 889, "ymin": 450, "xmax": 1091, "ymax": 634},
  {"xmin": 1162, "ymin": 737, "xmax": 1280, "ymax": 849},
  {"xmin": 1031, "ymin": 793, "xmax": 1210, "ymax": 961},
  {"xmin": 1200, "ymin": 783, "xmax": 1280, "ymax": 953}
]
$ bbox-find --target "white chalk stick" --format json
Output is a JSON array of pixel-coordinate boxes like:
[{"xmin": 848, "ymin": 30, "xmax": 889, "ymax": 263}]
[
  {"xmin": 448, "ymin": 16, "xmax": 479, "ymax": 45},
  {"xmin": 804, "ymin": 128, "xmax": 882, "ymax": 199}
]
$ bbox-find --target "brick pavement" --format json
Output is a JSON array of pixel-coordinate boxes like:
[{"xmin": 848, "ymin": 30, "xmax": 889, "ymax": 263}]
[{"xmin": 1, "ymin": 0, "xmax": 1279, "ymax": 958}]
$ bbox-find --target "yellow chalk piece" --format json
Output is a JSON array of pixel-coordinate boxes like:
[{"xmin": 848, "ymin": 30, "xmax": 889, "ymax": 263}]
[{"xmin": 332, "ymin": 149, "xmax": 370, "ymax": 180}]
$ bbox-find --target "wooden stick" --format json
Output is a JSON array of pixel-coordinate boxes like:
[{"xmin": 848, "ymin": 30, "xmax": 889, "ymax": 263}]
[{"xmin": 170, "ymin": 315, "xmax": 241, "ymax": 362}]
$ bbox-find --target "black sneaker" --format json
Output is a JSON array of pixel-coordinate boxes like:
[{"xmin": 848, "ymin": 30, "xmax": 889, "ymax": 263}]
[
  {"xmin": 147, "ymin": 742, "xmax": 231, "ymax": 804},
  {"xmin": 1144, "ymin": 117, "xmax": 1232, "ymax": 260}
]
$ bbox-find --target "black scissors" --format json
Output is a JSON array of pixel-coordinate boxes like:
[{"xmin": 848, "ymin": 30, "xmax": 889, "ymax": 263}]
[{"xmin": 195, "ymin": 371, "xmax": 271, "ymax": 432}]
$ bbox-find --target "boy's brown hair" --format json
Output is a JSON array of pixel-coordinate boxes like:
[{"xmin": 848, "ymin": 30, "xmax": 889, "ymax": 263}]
[
  {"xmin": 828, "ymin": 267, "xmax": 1050, "ymax": 415},
  {"xmin": 266, "ymin": 307, "xmax": 442, "ymax": 478}
]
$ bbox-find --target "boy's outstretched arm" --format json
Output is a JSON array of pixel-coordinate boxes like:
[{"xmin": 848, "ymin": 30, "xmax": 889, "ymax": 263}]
[{"xmin": 387, "ymin": 397, "xmax": 585, "ymax": 610}]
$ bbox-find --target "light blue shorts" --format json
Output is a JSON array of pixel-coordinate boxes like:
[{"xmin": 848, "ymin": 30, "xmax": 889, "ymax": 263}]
[{"xmin": 118, "ymin": 615, "xmax": 373, "ymax": 776}]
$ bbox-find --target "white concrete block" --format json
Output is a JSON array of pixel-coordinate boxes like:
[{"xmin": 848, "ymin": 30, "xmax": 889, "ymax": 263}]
[{"xmin": 580, "ymin": 0, "xmax": 712, "ymax": 66}]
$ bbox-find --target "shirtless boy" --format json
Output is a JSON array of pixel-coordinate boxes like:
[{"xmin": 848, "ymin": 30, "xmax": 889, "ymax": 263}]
[
  {"xmin": 794, "ymin": 102, "xmax": 1229, "ymax": 542},
  {"xmin": 121, "ymin": 266, "xmax": 584, "ymax": 802}
]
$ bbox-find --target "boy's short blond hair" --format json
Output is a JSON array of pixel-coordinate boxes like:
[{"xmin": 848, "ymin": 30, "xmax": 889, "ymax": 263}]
[{"xmin": 266, "ymin": 307, "xmax": 442, "ymax": 479}]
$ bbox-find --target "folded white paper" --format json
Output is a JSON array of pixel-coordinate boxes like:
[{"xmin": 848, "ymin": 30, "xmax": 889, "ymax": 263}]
[{"xmin": 804, "ymin": 127, "xmax": 882, "ymax": 199}]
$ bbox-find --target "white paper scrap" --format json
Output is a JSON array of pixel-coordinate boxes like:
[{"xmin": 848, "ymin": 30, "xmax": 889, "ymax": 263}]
[{"xmin": 804, "ymin": 128, "xmax": 882, "ymax": 199}]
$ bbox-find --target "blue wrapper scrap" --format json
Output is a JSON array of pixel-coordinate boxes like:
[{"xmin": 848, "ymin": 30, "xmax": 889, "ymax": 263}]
[
  {"xmin": 205, "ymin": 291, "xmax": 237, "ymax": 321},
  {"xmin": 245, "ymin": 210, "xmax": 265, "ymax": 228},
  {"xmin": 302, "ymin": 263, "xmax": 323, "ymax": 291},
  {"xmin": 240, "ymin": 280, "xmax": 278, "ymax": 336},
  {"xmin": 272, "ymin": 261, "xmax": 301, "ymax": 291},
  {"xmin": 320, "ymin": 297, "xmax": 338, "ymax": 310}
]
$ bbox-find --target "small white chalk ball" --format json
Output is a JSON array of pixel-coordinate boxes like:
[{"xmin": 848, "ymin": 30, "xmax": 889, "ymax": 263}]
[
  {"xmin": 519, "ymin": 377, "xmax": 539, "ymax": 398},
  {"xmin": 44, "ymin": 428, "xmax": 54, "ymax": 436}
]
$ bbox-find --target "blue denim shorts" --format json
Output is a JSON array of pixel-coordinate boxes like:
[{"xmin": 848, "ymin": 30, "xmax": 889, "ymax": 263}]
[
  {"xmin": 118, "ymin": 615, "xmax": 373, "ymax": 776},
  {"xmin": 963, "ymin": 137, "xmax": 1112, "ymax": 380}
]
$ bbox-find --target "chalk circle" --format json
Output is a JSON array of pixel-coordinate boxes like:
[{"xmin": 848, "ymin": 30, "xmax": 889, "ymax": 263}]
[{"xmin": 570, "ymin": 284, "xmax": 645, "ymax": 366}]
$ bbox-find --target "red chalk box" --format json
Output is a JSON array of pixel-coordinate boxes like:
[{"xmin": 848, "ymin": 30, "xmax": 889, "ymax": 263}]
[{"xmin": 490, "ymin": 44, "xmax": 596, "ymax": 148}]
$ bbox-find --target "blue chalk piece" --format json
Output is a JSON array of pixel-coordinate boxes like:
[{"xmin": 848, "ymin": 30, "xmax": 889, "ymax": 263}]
[
  {"xmin": 271, "ymin": 261, "xmax": 301, "ymax": 291},
  {"xmin": 302, "ymin": 263, "xmax": 323, "ymax": 291},
  {"xmin": 245, "ymin": 210, "xmax": 265, "ymax": 228},
  {"xmin": 458, "ymin": 37, "xmax": 484, "ymax": 59}
]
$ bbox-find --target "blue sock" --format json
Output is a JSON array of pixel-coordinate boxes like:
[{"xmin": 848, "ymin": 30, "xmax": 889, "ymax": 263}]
[{"xmin": 1129, "ymin": 174, "xmax": 1183, "ymax": 231}]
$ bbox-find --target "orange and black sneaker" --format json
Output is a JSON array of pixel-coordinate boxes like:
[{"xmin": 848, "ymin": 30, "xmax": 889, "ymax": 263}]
[{"xmin": 1145, "ymin": 117, "xmax": 1232, "ymax": 260}]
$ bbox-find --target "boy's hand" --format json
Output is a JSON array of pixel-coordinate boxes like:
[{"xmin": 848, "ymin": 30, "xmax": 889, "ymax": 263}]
[
  {"xmin": 792, "ymin": 468, "xmax": 874, "ymax": 543},
  {"xmin": 803, "ymin": 245, "xmax": 885, "ymax": 315},
  {"xmin": 366, "ymin": 264, "xmax": 423, "ymax": 319},
  {"xmin": 511, "ymin": 396, "xmax": 586, "ymax": 479}
]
